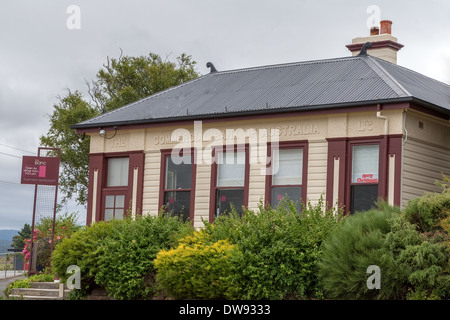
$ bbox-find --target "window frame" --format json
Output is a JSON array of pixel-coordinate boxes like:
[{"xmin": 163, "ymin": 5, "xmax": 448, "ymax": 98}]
[
  {"xmin": 87, "ymin": 150, "xmax": 144, "ymax": 224},
  {"xmin": 347, "ymin": 140, "xmax": 383, "ymax": 214},
  {"xmin": 159, "ymin": 148, "xmax": 197, "ymax": 223},
  {"xmin": 326, "ymin": 134, "xmax": 402, "ymax": 215},
  {"xmin": 101, "ymin": 154, "xmax": 132, "ymax": 221},
  {"xmin": 102, "ymin": 192, "xmax": 126, "ymax": 221},
  {"xmin": 209, "ymin": 144, "xmax": 250, "ymax": 223},
  {"xmin": 265, "ymin": 140, "xmax": 308, "ymax": 211}
]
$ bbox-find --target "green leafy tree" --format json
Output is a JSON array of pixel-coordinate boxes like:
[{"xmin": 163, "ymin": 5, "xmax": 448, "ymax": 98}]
[
  {"xmin": 11, "ymin": 223, "xmax": 32, "ymax": 250},
  {"xmin": 40, "ymin": 91, "xmax": 96, "ymax": 205},
  {"xmin": 40, "ymin": 51, "xmax": 199, "ymax": 206}
]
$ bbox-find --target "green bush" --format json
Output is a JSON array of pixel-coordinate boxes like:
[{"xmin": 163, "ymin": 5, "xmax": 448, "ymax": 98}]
[
  {"xmin": 52, "ymin": 214, "xmax": 193, "ymax": 299},
  {"xmin": 318, "ymin": 206, "xmax": 400, "ymax": 299},
  {"xmin": 154, "ymin": 230, "xmax": 236, "ymax": 299},
  {"xmin": 318, "ymin": 200, "xmax": 450, "ymax": 300},
  {"xmin": 403, "ymin": 175, "xmax": 450, "ymax": 233},
  {"xmin": 52, "ymin": 219, "xmax": 116, "ymax": 287},
  {"xmin": 203, "ymin": 197, "xmax": 344, "ymax": 299},
  {"xmin": 94, "ymin": 214, "xmax": 193, "ymax": 299}
]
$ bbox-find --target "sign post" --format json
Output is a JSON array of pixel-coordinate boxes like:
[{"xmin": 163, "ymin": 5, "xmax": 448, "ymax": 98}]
[{"xmin": 21, "ymin": 147, "xmax": 60, "ymax": 275}]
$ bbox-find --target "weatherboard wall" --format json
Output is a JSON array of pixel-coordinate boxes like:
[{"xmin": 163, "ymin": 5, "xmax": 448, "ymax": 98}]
[
  {"xmin": 85, "ymin": 107, "xmax": 416, "ymax": 227},
  {"xmin": 401, "ymin": 110, "xmax": 450, "ymax": 208}
]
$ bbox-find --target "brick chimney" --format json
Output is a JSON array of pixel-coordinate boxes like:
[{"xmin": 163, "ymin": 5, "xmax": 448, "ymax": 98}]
[{"xmin": 346, "ymin": 20, "xmax": 403, "ymax": 64}]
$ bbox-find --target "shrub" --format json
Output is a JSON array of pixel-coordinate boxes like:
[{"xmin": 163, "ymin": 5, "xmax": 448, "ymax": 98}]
[
  {"xmin": 23, "ymin": 212, "xmax": 80, "ymax": 271},
  {"xmin": 403, "ymin": 175, "xmax": 450, "ymax": 233},
  {"xmin": 204, "ymin": 197, "xmax": 344, "ymax": 299},
  {"xmin": 93, "ymin": 214, "xmax": 193, "ymax": 299},
  {"xmin": 318, "ymin": 201, "xmax": 450, "ymax": 300},
  {"xmin": 51, "ymin": 219, "xmax": 116, "ymax": 287},
  {"xmin": 53, "ymin": 213, "xmax": 193, "ymax": 300},
  {"xmin": 318, "ymin": 206, "xmax": 402, "ymax": 300},
  {"xmin": 154, "ymin": 230, "xmax": 236, "ymax": 299}
]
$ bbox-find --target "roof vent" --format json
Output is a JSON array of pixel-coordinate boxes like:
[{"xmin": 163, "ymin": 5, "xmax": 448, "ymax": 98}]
[
  {"xmin": 358, "ymin": 42, "xmax": 373, "ymax": 56},
  {"xmin": 206, "ymin": 62, "xmax": 218, "ymax": 73}
]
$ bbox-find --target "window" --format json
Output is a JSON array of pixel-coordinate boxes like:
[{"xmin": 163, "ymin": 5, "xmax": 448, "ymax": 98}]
[
  {"xmin": 160, "ymin": 150, "xmax": 196, "ymax": 222},
  {"xmin": 107, "ymin": 158, "xmax": 129, "ymax": 186},
  {"xmin": 350, "ymin": 144, "xmax": 379, "ymax": 213},
  {"xmin": 266, "ymin": 142, "xmax": 307, "ymax": 213},
  {"xmin": 104, "ymin": 195, "xmax": 125, "ymax": 221},
  {"xmin": 211, "ymin": 147, "xmax": 248, "ymax": 220},
  {"xmin": 103, "ymin": 157, "xmax": 130, "ymax": 221},
  {"xmin": 88, "ymin": 151, "xmax": 144, "ymax": 224}
]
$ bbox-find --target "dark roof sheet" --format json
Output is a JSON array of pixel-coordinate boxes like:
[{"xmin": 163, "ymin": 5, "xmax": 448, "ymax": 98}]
[{"xmin": 73, "ymin": 55, "xmax": 450, "ymax": 129}]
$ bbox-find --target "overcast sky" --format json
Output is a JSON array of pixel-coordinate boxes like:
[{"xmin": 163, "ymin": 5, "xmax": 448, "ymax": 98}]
[{"xmin": 1, "ymin": 0, "xmax": 449, "ymax": 230}]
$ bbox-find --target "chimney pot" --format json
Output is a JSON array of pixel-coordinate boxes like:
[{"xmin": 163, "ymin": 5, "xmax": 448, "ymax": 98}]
[
  {"xmin": 380, "ymin": 20, "xmax": 392, "ymax": 34},
  {"xmin": 370, "ymin": 26, "xmax": 380, "ymax": 36}
]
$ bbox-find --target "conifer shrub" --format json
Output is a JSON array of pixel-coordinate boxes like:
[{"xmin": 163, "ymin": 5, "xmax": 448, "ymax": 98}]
[
  {"xmin": 318, "ymin": 199, "xmax": 450, "ymax": 300},
  {"xmin": 403, "ymin": 175, "xmax": 450, "ymax": 236}
]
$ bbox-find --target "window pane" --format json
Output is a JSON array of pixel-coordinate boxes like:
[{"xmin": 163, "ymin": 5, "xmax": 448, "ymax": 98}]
[
  {"xmin": 216, "ymin": 188, "xmax": 244, "ymax": 217},
  {"xmin": 115, "ymin": 195, "xmax": 125, "ymax": 208},
  {"xmin": 272, "ymin": 148, "xmax": 303, "ymax": 185},
  {"xmin": 114, "ymin": 209, "xmax": 124, "ymax": 220},
  {"xmin": 165, "ymin": 156, "xmax": 192, "ymax": 190},
  {"xmin": 351, "ymin": 185, "xmax": 378, "ymax": 213},
  {"xmin": 105, "ymin": 195, "xmax": 115, "ymax": 208},
  {"xmin": 352, "ymin": 145, "xmax": 379, "ymax": 183},
  {"xmin": 104, "ymin": 209, "xmax": 114, "ymax": 221},
  {"xmin": 217, "ymin": 151, "xmax": 245, "ymax": 187},
  {"xmin": 164, "ymin": 191, "xmax": 191, "ymax": 222},
  {"xmin": 271, "ymin": 186, "xmax": 302, "ymax": 213},
  {"xmin": 107, "ymin": 158, "xmax": 129, "ymax": 186}
]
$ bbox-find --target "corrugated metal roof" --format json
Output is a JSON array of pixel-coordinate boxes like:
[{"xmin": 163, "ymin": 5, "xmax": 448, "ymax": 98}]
[{"xmin": 73, "ymin": 55, "xmax": 450, "ymax": 129}]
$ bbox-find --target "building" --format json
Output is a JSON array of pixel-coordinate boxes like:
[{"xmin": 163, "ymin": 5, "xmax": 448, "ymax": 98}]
[{"xmin": 72, "ymin": 21, "xmax": 450, "ymax": 228}]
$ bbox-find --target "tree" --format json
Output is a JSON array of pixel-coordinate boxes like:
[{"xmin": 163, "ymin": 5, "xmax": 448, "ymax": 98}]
[
  {"xmin": 11, "ymin": 223, "xmax": 32, "ymax": 251},
  {"xmin": 40, "ymin": 91, "xmax": 96, "ymax": 205},
  {"xmin": 40, "ymin": 52, "xmax": 199, "ymax": 206}
]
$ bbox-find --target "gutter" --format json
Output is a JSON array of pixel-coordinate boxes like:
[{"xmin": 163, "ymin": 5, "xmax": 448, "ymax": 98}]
[{"xmin": 71, "ymin": 97, "xmax": 423, "ymax": 133}]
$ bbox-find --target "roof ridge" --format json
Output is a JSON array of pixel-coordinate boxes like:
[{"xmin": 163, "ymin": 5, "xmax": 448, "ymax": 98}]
[
  {"xmin": 215, "ymin": 55, "xmax": 360, "ymax": 75},
  {"xmin": 363, "ymin": 55, "xmax": 412, "ymax": 97}
]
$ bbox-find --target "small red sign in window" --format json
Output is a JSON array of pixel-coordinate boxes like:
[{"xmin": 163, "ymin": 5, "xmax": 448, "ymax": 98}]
[{"xmin": 356, "ymin": 174, "xmax": 378, "ymax": 183}]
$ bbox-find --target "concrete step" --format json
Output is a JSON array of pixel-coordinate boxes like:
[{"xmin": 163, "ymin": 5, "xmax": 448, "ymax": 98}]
[
  {"xmin": 30, "ymin": 281, "xmax": 61, "ymax": 289},
  {"xmin": 9, "ymin": 282, "xmax": 71, "ymax": 300}
]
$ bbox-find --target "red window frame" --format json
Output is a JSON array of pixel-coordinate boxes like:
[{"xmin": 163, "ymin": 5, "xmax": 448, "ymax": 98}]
[
  {"xmin": 347, "ymin": 141, "xmax": 382, "ymax": 214},
  {"xmin": 159, "ymin": 148, "xmax": 197, "ymax": 223},
  {"xmin": 209, "ymin": 144, "xmax": 250, "ymax": 223},
  {"xmin": 326, "ymin": 134, "xmax": 403, "ymax": 215},
  {"xmin": 102, "ymin": 192, "xmax": 126, "ymax": 221},
  {"xmin": 101, "ymin": 155, "xmax": 132, "ymax": 221},
  {"xmin": 265, "ymin": 140, "xmax": 308, "ymax": 211},
  {"xmin": 87, "ymin": 150, "xmax": 144, "ymax": 224}
]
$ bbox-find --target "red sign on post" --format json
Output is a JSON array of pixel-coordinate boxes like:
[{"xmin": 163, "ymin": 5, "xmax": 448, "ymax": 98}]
[{"xmin": 21, "ymin": 156, "xmax": 60, "ymax": 185}]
